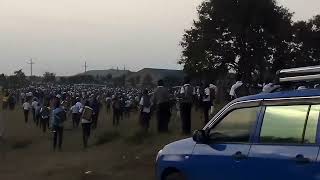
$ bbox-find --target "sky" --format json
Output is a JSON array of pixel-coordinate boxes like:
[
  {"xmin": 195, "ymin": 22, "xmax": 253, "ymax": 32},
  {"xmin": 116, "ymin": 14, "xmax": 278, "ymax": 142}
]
[{"xmin": 0, "ymin": 0, "xmax": 320, "ymax": 76}]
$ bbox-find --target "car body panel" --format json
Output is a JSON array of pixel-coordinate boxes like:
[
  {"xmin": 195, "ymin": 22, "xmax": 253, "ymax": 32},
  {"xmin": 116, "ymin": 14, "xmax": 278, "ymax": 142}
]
[
  {"xmin": 189, "ymin": 143, "xmax": 251, "ymax": 180},
  {"xmin": 248, "ymin": 145, "xmax": 320, "ymax": 180},
  {"xmin": 156, "ymin": 89, "xmax": 320, "ymax": 180},
  {"xmin": 156, "ymin": 138, "xmax": 196, "ymax": 180}
]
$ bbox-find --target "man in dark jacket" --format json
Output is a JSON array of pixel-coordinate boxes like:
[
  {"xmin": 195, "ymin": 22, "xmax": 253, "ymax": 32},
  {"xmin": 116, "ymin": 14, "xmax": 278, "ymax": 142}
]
[
  {"xmin": 153, "ymin": 80, "xmax": 171, "ymax": 133},
  {"xmin": 179, "ymin": 77, "xmax": 194, "ymax": 135}
]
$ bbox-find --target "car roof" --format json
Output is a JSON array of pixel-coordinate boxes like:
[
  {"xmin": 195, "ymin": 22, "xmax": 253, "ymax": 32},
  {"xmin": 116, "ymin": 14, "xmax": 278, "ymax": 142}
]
[{"xmin": 236, "ymin": 89, "xmax": 320, "ymax": 102}]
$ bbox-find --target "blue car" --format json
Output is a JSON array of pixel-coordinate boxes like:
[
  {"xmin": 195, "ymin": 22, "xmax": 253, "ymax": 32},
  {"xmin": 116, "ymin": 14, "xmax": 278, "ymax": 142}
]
[{"xmin": 156, "ymin": 66, "xmax": 320, "ymax": 180}]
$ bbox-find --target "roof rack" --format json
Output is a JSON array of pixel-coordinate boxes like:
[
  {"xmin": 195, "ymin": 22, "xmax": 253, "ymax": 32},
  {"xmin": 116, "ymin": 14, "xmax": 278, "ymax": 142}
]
[{"xmin": 278, "ymin": 65, "xmax": 320, "ymax": 83}]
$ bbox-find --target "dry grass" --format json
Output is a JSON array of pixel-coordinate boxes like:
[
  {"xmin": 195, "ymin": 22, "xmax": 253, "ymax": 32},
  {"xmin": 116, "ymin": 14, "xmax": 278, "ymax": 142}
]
[{"xmin": 0, "ymin": 104, "xmax": 225, "ymax": 180}]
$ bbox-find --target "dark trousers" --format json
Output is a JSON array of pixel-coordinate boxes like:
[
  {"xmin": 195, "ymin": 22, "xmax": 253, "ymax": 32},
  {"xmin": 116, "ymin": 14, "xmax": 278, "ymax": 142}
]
[
  {"xmin": 32, "ymin": 109, "xmax": 36, "ymax": 123},
  {"xmin": 180, "ymin": 103, "xmax": 192, "ymax": 135},
  {"xmin": 92, "ymin": 113, "xmax": 99, "ymax": 129},
  {"xmin": 157, "ymin": 102, "xmax": 171, "ymax": 133},
  {"xmin": 53, "ymin": 126, "xmax": 63, "ymax": 150},
  {"xmin": 202, "ymin": 101, "xmax": 211, "ymax": 125},
  {"xmin": 140, "ymin": 112, "xmax": 151, "ymax": 131},
  {"xmin": 24, "ymin": 110, "xmax": 29, "ymax": 123},
  {"xmin": 82, "ymin": 123, "xmax": 91, "ymax": 148},
  {"xmin": 40, "ymin": 117, "xmax": 49, "ymax": 133},
  {"xmin": 35, "ymin": 114, "xmax": 40, "ymax": 127},
  {"xmin": 72, "ymin": 113, "xmax": 80, "ymax": 128},
  {"xmin": 113, "ymin": 109, "xmax": 120, "ymax": 126}
]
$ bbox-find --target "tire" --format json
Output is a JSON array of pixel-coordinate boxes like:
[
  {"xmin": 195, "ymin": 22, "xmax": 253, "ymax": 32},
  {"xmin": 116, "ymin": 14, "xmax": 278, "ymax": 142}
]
[{"xmin": 165, "ymin": 172, "xmax": 186, "ymax": 180}]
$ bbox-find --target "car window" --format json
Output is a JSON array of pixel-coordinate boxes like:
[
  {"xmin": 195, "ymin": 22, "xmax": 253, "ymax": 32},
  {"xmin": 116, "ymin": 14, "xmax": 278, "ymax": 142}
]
[
  {"xmin": 209, "ymin": 107, "xmax": 259, "ymax": 143},
  {"xmin": 304, "ymin": 105, "xmax": 320, "ymax": 144},
  {"xmin": 260, "ymin": 105, "xmax": 312, "ymax": 144}
]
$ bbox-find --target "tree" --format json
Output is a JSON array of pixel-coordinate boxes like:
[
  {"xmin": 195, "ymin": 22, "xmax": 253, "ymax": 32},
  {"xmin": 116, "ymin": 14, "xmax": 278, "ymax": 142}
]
[
  {"xmin": 180, "ymin": 0, "xmax": 293, "ymax": 83},
  {"xmin": 0, "ymin": 74, "xmax": 6, "ymax": 87},
  {"xmin": 5, "ymin": 69, "xmax": 28, "ymax": 88},
  {"xmin": 43, "ymin": 72, "xmax": 56, "ymax": 83}
]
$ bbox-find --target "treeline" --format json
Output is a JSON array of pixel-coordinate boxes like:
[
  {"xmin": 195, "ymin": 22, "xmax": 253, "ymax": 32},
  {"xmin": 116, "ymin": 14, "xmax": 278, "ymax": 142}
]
[
  {"xmin": 180, "ymin": 0, "xmax": 320, "ymax": 83},
  {"xmin": 0, "ymin": 70, "xmax": 127, "ymax": 89}
]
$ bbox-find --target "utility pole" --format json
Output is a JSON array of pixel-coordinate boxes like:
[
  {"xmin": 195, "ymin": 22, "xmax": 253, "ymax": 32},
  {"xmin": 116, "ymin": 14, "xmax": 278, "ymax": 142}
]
[
  {"xmin": 27, "ymin": 58, "xmax": 35, "ymax": 77},
  {"xmin": 84, "ymin": 61, "xmax": 88, "ymax": 73}
]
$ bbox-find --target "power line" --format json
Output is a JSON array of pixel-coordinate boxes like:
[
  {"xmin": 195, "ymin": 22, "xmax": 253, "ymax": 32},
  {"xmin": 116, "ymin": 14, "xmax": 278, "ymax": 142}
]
[{"xmin": 27, "ymin": 58, "xmax": 35, "ymax": 76}]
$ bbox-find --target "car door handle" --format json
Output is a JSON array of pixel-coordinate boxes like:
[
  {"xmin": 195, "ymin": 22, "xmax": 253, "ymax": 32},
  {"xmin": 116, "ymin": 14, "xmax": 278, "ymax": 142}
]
[
  {"xmin": 232, "ymin": 151, "xmax": 247, "ymax": 160},
  {"xmin": 294, "ymin": 154, "xmax": 311, "ymax": 164}
]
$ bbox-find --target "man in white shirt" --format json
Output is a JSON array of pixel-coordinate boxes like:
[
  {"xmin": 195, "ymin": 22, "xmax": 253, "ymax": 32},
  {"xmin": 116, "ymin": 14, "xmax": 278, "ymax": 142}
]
[
  {"xmin": 139, "ymin": 89, "xmax": 152, "ymax": 131},
  {"xmin": 22, "ymin": 100, "xmax": 31, "ymax": 123},
  {"xmin": 202, "ymin": 84, "xmax": 211, "ymax": 125},
  {"xmin": 31, "ymin": 98, "xmax": 39, "ymax": 123},
  {"xmin": 230, "ymin": 81, "xmax": 243, "ymax": 100}
]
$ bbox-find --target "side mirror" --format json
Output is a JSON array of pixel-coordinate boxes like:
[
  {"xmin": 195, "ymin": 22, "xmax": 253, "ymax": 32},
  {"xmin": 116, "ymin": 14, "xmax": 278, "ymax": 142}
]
[{"xmin": 192, "ymin": 130, "xmax": 207, "ymax": 144}]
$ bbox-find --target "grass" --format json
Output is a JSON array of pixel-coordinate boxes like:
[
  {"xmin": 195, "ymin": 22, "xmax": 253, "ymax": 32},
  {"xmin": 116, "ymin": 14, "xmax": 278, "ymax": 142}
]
[{"xmin": 0, "ymin": 103, "xmax": 226, "ymax": 180}]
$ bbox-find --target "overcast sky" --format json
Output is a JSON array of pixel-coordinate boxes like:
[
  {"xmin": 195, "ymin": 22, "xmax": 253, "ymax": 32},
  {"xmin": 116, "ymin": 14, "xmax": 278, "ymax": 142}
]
[{"xmin": 0, "ymin": 0, "xmax": 320, "ymax": 76}]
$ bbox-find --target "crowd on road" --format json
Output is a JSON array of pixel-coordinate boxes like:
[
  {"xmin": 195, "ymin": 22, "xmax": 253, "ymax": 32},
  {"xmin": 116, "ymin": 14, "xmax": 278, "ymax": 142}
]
[{"xmin": 0, "ymin": 75, "xmax": 282, "ymax": 151}]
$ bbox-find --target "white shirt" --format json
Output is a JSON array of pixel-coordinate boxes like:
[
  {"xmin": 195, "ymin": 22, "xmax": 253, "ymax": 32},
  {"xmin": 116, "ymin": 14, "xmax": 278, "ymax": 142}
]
[
  {"xmin": 229, "ymin": 81, "xmax": 243, "ymax": 97},
  {"xmin": 203, "ymin": 87, "xmax": 211, "ymax": 102},
  {"xmin": 180, "ymin": 84, "xmax": 195, "ymax": 95},
  {"xmin": 23, "ymin": 102, "xmax": 31, "ymax": 110},
  {"xmin": 75, "ymin": 102, "xmax": 82, "ymax": 110},
  {"xmin": 262, "ymin": 83, "xmax": 274, "ymax": 92},
  {"xmin": 31, "ymin": 101, "xmax": 38, "ymax": 109},
  {"xmin": 139, "ymin": 97, "xmax": 151, "ymax": 113},
  {"xmin": 70, "ymin": 105, "xmax": 79, "ymax": 114}
]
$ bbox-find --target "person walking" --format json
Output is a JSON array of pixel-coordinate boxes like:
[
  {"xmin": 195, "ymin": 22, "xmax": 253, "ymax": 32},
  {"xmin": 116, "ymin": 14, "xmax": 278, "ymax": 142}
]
[
  {"xmin": 139, "ymin": 89, "xmax": 152, "ymax": 132},
  {"xmin": 80, "ymin": 101, "xmax": 93, "ymax": 148},
  {"xmin": 70, "ymin": 102, "xmax": 80, "ymax": 128},
  {"xmin": 22, "ymin": 99, "xmax": 31, "ymax": 123},
  {"xmin": 35, "ymin": 103, "xmax": 41, "ymax": 127},
  {"xmin": 112, "ymin": 95, "xmax": 121, "ymax": 126},
  {"xmin": 40, "ymin": 101, "xmax": 50, "ymax": 133},
  {"xmin": 153, "ymin": 80, "xmax": 171, "ymax": 133},
  {"xmin": 230, "ymin": 75, "xmax": 249, "ymax": 100},
  {"xmin": 179, "ymin": 77, "xmax": 194, "ymax": 135},
  {"xmin": 31, "ymin": 98, "xmax": 39, "ymax": 124},
  {"xmin": 91, "ymin": 96, "xmax": 101, "ymax": 129},
  {"xmin": 51, "ymin": 96, "xmax": 66, "ymax": 151},
  {"xmin": 202, "ymin": 83, "xmax": 211, "ymax": 125}
]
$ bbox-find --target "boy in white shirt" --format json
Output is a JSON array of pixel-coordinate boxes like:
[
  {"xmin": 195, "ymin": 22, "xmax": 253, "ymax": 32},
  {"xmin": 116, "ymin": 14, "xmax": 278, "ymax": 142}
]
[{"xmin": 22, "ymin": 100, "xmax": 31, "ymax": 123}]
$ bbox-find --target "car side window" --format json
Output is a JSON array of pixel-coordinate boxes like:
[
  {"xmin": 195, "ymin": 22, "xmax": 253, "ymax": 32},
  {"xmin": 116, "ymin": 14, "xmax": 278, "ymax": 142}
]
[
  {"xmin": 209, "ymin": 107, "xmax": 259, "ymax": 143},
  {"xmin": 260, "ymin": 105, "xmax": 319, "ymax": 144}
]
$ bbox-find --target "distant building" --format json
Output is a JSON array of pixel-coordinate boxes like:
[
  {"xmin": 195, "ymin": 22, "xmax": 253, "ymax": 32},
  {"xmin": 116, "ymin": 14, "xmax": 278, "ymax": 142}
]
[{"xmin": 126, "ymin": 68, "xmax": 185, "ymax": 87}]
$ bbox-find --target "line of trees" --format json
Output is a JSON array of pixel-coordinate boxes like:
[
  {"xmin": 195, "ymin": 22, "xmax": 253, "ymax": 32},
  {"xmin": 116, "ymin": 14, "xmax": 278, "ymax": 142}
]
[{"xmin": 179, "ymin": 0, "xmax": 320, "ymax": 83}]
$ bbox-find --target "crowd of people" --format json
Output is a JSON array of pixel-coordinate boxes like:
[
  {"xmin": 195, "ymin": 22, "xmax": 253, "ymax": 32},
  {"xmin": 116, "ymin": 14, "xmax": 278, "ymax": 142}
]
[{"xmin": 1, "ymin": 76, "xmax": 279, "ymax": 150}]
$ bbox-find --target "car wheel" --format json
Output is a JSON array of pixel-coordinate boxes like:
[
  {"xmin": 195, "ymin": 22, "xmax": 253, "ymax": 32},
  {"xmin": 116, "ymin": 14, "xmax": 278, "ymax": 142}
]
[{"xmin": 165, "ymin": 172, "xmax": 186, "ymax": 180}]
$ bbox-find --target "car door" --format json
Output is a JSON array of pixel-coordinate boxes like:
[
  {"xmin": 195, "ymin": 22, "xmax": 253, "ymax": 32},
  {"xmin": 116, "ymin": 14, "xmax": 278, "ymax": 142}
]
[
  {"xmin": 247, "ymin": 104, "xmax": 320, "ymax": 180},
  {"xmin": 189, "ymin": 105, "xmax": 261, "ymax": 180}
]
